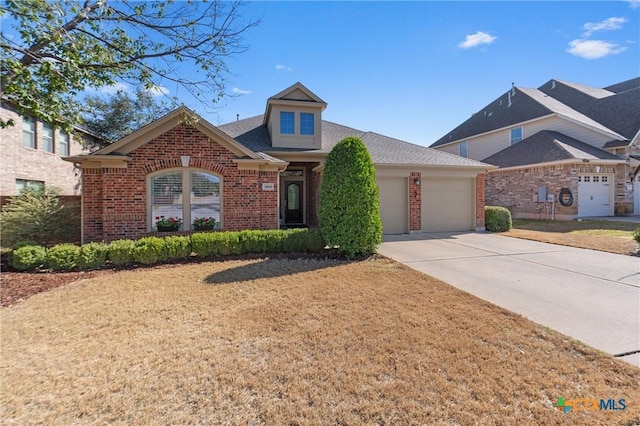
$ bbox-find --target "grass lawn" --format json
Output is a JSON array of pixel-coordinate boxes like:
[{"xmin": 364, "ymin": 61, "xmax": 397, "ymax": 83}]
[
  {"xmin": 2, "ymin": 258, "xmax": 639, "ymax": 425},
  {"xmin": 504, "ymin": 219, "xmax": 639, "ymax": 255}
]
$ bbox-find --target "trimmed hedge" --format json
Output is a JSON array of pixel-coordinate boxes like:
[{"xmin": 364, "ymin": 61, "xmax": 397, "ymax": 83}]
[
  {"xmin": 485, "ymin": 206, "xmax": 513, "ymax": 232},
  {"xmin": 8, "ymin": 229, "xmax": 328, "ymax": 272}
]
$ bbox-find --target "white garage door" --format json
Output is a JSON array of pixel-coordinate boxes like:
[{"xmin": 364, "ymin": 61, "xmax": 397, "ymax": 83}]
[
  {"xmin": 578, "ymin": 174, "xmax": 613, "ymax": 217},
  {"xmin": 422, "ymin": 178, "xmax": 474, "ymax": 232},
  {"xmin": 377, "ymin": 177, "xmax": 408, "ymax": 234}
]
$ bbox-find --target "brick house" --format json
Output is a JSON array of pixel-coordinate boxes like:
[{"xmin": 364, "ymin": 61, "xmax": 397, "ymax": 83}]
[
  {"xmin": 0, "ymin": 102, "xmax": 99, "ymax": 197},
  {"xmin": 66, "ymin": 83, "xmax": 492, "ymax": 243},
  {"xmin": 430, "ymin": 77, "xmax": 640, "ymax": 219}
]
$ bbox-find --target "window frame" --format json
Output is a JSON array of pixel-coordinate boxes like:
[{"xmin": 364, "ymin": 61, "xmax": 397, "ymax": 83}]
[
  {"xmin": 22, "ymin": 116, "xmax": 36, "ymax": 149},
  {"xmin": 147, "ymin": 168, "xmax": 223, "ymax": 231},
  {"xmin": 16, "ymin": 179, "xmax": 44, "ymax": 194},
  {"xmin": 459, "ymin": 141, "xmax": 468, "ymax": 158},
  {"xmin": 42, "ymin": 122, "xmax": 55, "ymax": 153},
  {"xmin": 59, "ymin": 131, "xmax": 70, "ymax": 156},
  {"xmin": 300, "ymin": 112, "xmax": 314, "ymax": 135},
  {"xmin": 280, "ymin": 111, "xmax": 295, "ymax": 135},
  {"xmin": 510, "ymin": 127, "xmax": 523, "ymax": 145}
]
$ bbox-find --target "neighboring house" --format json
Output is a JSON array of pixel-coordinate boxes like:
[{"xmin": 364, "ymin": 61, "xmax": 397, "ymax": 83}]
[
  {"xmin": 0, "ymin": 102, "xmax": 99, "ymax": 197},
  {"xmin": 430, "ymin": 78, "xmax": 640, "ymax": 219},
  {"xmin": 65, "ymin": 82, "xmax": 492, "ymax": 243}
]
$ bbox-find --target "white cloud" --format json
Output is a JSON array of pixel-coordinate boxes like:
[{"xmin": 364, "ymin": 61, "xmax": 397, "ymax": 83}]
[
  {"xmin": 275, "ymin": 64, "xmax": 293, "ymax": 72},
  {"xmin": 582, "ymin": 17, "xmax": 627, "ymax": 37},
  {"xmin": 146, "ymin": 85, "xmax": 170, "ymax": 97},
  {"xmin": 626, "ymin": 0, "xmax": 640, "ymax": 8},
  {"xmin": 566, "ymin": 39, "xmax": 626, "ymax": 59},
  {"xmin": 98, "ymin": 82, "xmax": 130, "ymax": 95},
  {"xmin": 458, "ymin": 31, "xmax": 497, "ymax": 49},
  {"xmin": 232, "ymin": 87, "xmax": 252, "ymax": 95}
]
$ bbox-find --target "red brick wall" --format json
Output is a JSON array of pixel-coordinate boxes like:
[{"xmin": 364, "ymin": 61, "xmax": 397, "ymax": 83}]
[
  {"xmin": 81, "ymin": 124, "xmax": 279, "ymax": 243},
  {"xmin": 409, "ymin": 172, "xmax": 421, "ymax": 231},
  {"xmin": 475, "ymin": 173, "xmax": 485, "ymax": 229}
]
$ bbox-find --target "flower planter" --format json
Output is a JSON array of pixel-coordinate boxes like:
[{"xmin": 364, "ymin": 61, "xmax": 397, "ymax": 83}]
[
  {"xmin": 157, "ymin": 226, "xmax": 180, "ymax": 232},
  {"xmin": 193, "ymin": 225, "xmax": 215, "ymax": 232}
]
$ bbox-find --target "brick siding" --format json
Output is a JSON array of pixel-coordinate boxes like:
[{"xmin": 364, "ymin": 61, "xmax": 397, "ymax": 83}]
[
  {"xmin": 81, "ymin": 124, "xmax": 279, "ymax": 243},
  {"xmin": 475, "ymin": 173, "xmax": 485, "ymax": 229},
  {"xmin": 409, "ymin": 172, "xmax": 421, "ymax": 231}
]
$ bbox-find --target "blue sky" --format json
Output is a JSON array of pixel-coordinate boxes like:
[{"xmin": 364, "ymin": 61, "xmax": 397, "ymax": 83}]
[{"xmin": 194, "ymin": 1, "xmax": 638, "ymax": 147}]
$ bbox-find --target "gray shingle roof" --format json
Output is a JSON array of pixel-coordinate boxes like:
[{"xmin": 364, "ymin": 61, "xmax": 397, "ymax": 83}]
[
  {"xmin": 430, "ymin": 77, "xmax": 639, "ymax": 148},
  {"xmin": 218, "ymin": 115, "xmax": 490, "ymax": 168},
  {"xmin": 482, "ymin": 130, "xmax": 622, "ymax": 168}
]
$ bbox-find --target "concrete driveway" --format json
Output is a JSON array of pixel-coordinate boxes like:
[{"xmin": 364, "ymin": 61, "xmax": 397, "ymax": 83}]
[{"xmin": 379, "ymin": 232, "xmax": 640, "ymax": 366}]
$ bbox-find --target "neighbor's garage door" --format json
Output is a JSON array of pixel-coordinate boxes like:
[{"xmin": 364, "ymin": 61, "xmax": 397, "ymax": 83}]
[
  {"xmin": 377, "ymin": 177, "xmax": 408, "ymax": 234},
  {"xmin": 578, "ymin": 174, "xmax": 613, "ymax": 217},
  {"xmin": 422, "ymin": 178, "xmax": 474, "ymax": 232}
]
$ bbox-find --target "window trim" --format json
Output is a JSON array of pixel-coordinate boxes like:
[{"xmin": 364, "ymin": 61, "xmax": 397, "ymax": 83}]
[
  {"xmin": 42, "ymin": 122, "xmax": 55, "ymax": 153},
  {"xmin": 280, "ymin": 111, "xmax": 295, "ymax": 135},
  {"xmin": 300, "ymin": 112, "xmax": 314, "ymax": 135},
  {"xmin": 16, "ymin": 179, "xmax": 45, "ymax": 194},
  {"xmin": 147, "ymin": 168, "xmax": 223, "ymax": 231},
  {"xmin": 22, "ymin": 116, "xmax": 36, "ymax": 149},
  {"xmin": 459, "ymin": 141, "xmax": 468, "ymax": 158},
  {"xmin": 59, "ymin": 131, "xmax": 70, "ymax": 156},
  {"xmin": 510, "ymin": 127, "xmax": 523, "ymax": 145}
]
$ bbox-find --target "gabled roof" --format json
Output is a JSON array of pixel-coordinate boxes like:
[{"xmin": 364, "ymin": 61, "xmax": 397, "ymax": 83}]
[
  {"xmin": 482, "ymin": 130, "xmax": 623, "ymax": 169},
  {"xmin": 263, "ymin": 82, "xmax": 327, "ymax": 126},
  {"xmin": 92, "ymin": 106, "xmax": 259, "ymax": 159},
  {"xmin": 431, "ymin": 77, "xmax": 639, "ymax": 148},
  {"xmin": 219, "ymin": 115, "xmax": 492, "ymax": 169}
]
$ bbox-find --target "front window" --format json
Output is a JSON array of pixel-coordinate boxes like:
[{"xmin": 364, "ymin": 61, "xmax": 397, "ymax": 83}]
[
  {"xmin": 300, "ymin": 113, "xmax": 314, "ymax": 135},
  {"xmin": 43, "ymin": 123, "xmax": 54, "ymax": 153},
  {"xmin": 16, "ymin": 179, "xmax": 44, "ymax": 194},
  {"xmin": 459, "ymin": 141, "xmax": 468, "ymax": 158},
  {"xmin": 59, "ymin": 132, "xmax": 70, "ymax": 156},
  {"xmin": 22, "ymin": 116, "xmax": 35, "ymax": 148},
  {"xmin": 280, "ymin": 111, "xmax": 294, "ymax": 134},
  {"xmin": 510, "ymin": 127, "xmax": 523, "ymax": 145},
  {"xmin": 150, "ymin": 169, "xmax": 221, "ymax": 230}
]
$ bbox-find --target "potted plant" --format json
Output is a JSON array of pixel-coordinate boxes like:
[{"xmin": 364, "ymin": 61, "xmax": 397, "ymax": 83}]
[
  {"xmin": 155, "ymin": 216, "xmax": 182, "ymax": 232},
  {"xmin": 192, "ymin": 216, "xmax": 215, "ymax": 231}
]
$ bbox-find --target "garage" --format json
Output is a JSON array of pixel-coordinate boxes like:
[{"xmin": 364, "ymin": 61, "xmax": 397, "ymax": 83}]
[
  {"xmin": 377, "ymin": 177, "xmax": 408, "ymax": 234},
  {"xmin": 578, "ymin": 174, "xmax": 613, "ymax": 217},
  {"xmin": 422, "ymin": 178, "xmax": 474, "ymax": 232}
]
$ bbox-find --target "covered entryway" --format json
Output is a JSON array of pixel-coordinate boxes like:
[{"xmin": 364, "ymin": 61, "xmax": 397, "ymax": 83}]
[
  {"xmin": 377, "ymin": 177, "xmax": 408, "ymax": 234},
  {"xmin": 421, "ymin": 178, "xmax": 474, "ymax": 232},
  {"xmin": 578, "ymin": 174, "xmax": 613, "ymax": 217}
]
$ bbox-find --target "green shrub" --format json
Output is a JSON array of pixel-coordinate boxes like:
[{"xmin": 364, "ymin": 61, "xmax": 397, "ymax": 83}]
[
  {"xmin": 78, "ymin": 242, "xmax": 109, "ymax": 269},
  {"xmin": 318, "ymin": 137, "xmax": 382, "ymax": 258},
  {"xmin": 240, "ymin": 230, "xmax": 270, "ymax": 253},
  {"xmin": 485, "ymin": 206, "xmax": 512, "ymax": 232},
  {"xmin": 216, "ymin": 232, "xmax": 242, "ymax": 256},
  {"xmin": 47, "ymin": 243, "xmax": 81, "ymax": 270},
  {"xmin": 0, "ymin": 188, "xmax": 80, "ymax": 247},
  {"xmin": 11, "ymin": 244, "xmax": 46, "ymax": 271},
  {"xmin": 133, "ymin": 237, "xmax": 166, "ymax": 265},
  {"xmin": 163, "ymin": 235, "xmax": 191, "ymax": 260},
  {"xmin": 191, "ymin": 232, "xmax": 218, "ymax": 257},
  {"xmin": 633, "ymin": 227, "xmax": 640, "ymax": 245},
  {"xmin": 305, "ymin": 229, "xmax": 327, "ymax": 252},
  {"xmin": 107, "ymin": 239, "xmax": 136, "ymax": 266}
]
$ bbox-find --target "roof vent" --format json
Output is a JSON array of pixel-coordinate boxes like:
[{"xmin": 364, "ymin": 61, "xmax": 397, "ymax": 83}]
[
  {"xmin": 236, "ymin": 114, "xmax": 239, "ymax": 121},
  {"xmin": 511, "ymin": 82, "xmax": 516, "ymax": 95}
]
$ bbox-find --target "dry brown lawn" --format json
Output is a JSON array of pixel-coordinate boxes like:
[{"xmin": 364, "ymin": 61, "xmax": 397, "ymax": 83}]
[
  {"xmin": 2, "ymin": 257, "xmax": 640, "ymax": 425},
  {"xmin": 503, "ymin": 219, "xmax": 640, "ymax": 256}
]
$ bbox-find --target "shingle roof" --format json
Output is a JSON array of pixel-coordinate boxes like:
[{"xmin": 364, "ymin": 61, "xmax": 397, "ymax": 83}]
[
  {"xmin": 218, "ymin": 115, "xmax": 490, "ymax": 168},
  {"xmin": 430, "ymin": 77, "xmax": 639, "ymax": 148},
  {"xmin": 482, "ymin": 130, "xmax": 622, "ymax": 168}
]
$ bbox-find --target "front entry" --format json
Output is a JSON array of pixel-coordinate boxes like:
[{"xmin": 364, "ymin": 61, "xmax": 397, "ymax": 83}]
[{"xmin": 283, "ymin": 180, "xmax": 304, "ymax": 225}]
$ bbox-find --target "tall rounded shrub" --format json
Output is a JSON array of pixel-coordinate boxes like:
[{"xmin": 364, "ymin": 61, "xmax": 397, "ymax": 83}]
[
  {"xmin": 318, "ymin": 137, "xmax": 382, "ymax": 257},
  {"xmin": 485, "ymin": 206, "xmax": 512, "ymax": 232}
]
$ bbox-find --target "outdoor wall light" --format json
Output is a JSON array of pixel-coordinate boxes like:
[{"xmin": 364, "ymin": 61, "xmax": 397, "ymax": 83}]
[{"xmin": 414, "ymin": 178, "xmax": 421, "ymax": 186}]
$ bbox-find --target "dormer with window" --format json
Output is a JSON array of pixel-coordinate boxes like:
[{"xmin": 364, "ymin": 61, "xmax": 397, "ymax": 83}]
[{"xmin": 264, "ymin": 82, "xmax": 327, "ymax": 149}]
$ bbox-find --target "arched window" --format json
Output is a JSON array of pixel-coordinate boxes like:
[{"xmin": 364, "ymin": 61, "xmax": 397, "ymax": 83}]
[{"xmin": 149, "ymin": 169, "xmax": 221, "ymax": 231}]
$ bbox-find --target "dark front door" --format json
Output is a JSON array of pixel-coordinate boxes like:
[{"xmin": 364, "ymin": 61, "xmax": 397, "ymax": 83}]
[{"xmin": 284, "ymin": 182, "xmax": 303, "ymax": 224}]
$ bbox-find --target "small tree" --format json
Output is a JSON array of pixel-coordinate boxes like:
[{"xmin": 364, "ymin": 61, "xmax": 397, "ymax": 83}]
[
  {"xmin": 0, "ymin": 188, "xmax": 79, "ymax": 247},
  {"xmin": 318, "ymin": 137, "xmax": 382, "ymax": 257}
]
